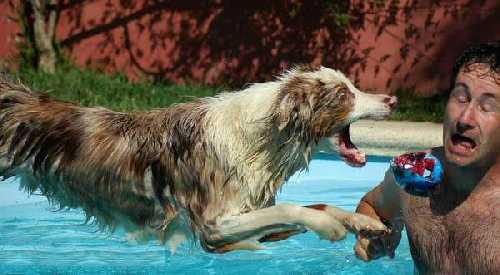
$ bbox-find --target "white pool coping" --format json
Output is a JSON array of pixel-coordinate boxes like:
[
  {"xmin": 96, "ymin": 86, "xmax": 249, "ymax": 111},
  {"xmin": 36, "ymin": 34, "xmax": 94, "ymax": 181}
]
[{"xmin": 330, "ymin": 120, "xmax": 443, "ymax": 157}]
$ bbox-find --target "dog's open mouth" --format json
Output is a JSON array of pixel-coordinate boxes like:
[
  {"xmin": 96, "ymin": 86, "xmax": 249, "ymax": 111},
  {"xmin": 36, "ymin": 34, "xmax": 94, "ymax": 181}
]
[{"xmin": 338, "ymin": 125, "xmax": 366, "ymax": 167}]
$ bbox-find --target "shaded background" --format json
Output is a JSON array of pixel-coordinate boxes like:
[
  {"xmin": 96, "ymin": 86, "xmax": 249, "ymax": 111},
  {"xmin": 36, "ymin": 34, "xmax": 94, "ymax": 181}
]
[{"xmin": 1, "ymin": 0, "xmax": 500, "ymax": 95}]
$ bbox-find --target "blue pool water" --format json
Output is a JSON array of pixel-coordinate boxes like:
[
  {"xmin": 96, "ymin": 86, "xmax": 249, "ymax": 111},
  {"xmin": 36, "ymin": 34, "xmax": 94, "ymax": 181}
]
[{"xmin": 0, "ymin": 155, "xmax": 414, "ymax": 274}]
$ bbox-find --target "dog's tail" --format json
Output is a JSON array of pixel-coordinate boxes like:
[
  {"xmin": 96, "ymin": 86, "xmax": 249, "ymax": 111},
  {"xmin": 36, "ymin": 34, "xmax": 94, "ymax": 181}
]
[
  {"xmin": 0, "ymin": 75, "xmax": 79, "ymax": 177},
  {"xmin": 0, "ymin": 77, "xmax": 99, "ymax": 223},
  {"xmin": 0, "ymin": 74, "xmax": 33, "ymax": 107},
  {"xmin": 0, "ymin": 77, "xmax": 173, "ymax": 234}
]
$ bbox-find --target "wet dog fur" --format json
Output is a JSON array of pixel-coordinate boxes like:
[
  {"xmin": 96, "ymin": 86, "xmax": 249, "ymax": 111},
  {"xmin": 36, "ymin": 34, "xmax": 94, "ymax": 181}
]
[{"xmin": 0, "ymin": 66, "xmax": 394, "ymax": 252}]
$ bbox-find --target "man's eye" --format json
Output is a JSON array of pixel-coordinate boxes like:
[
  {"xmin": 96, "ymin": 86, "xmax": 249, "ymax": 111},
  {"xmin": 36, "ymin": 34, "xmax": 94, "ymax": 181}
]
[
  {"xmin": 451, "ymin": 88, "xmax": 469, "ymax": 103},
  {"xmin": 457, "ymin": 95, "xmax": 468, "ymax": 103},
  {"xmin": 480, "ymin": 100, "xmax": 499, "ymax": 113}
]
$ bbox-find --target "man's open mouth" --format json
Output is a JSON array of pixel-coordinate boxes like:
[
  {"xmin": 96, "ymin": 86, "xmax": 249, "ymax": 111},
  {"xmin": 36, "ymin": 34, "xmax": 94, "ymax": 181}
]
[
  {"xmin": 449, "ymin": 133, "xmax": 477, "ymax": 154},
  {"xmin": 338, "ymin": 124, "xmax": 366, "ymax": 167}
]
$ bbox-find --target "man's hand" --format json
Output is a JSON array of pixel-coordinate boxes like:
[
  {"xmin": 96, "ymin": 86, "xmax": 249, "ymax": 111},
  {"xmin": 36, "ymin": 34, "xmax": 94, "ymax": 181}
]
[
  {"xmin": 353, "ymin": 169, "xmax": 404, "ymax": 261},
  {"xmin": 354, "ymin": 224, "xmax": 402, "ymax": 261}
]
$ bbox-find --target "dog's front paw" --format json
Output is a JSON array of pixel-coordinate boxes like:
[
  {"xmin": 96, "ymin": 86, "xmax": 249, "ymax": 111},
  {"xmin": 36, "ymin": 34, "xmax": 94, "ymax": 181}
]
[
  {"xmin": 344, "ymin": 213, "xmax": 389, "ymax": 237},
  {"xmin": 311, "ymin": 219, "xmax": 347, "ymax": 242}
]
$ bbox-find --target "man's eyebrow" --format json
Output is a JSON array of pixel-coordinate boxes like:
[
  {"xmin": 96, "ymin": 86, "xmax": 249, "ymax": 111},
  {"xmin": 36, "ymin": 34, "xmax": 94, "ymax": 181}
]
[
  {"xmin": 454, "ymin": 82, "xmax": 470, "ymax": 93},
  {"xmin": 454, "ymin": 82, "xmax": 499, "ymax": 101},
  {"xmin": 481, "ymin": 93, "xmax": 498, "ymax": 100}
]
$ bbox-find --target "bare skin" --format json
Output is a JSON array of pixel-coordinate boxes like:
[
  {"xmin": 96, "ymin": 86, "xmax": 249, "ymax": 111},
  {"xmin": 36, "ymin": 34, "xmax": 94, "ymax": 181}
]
[{"xmin": 354, "ymin": 63, "xmax": 500, "ymax": 273}]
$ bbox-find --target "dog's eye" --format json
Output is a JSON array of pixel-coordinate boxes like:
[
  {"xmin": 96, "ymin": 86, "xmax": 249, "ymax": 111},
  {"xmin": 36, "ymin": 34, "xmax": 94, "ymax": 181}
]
[{"xmin": 337, "ymin": 86, "xmax": 349, "ymax": 99}]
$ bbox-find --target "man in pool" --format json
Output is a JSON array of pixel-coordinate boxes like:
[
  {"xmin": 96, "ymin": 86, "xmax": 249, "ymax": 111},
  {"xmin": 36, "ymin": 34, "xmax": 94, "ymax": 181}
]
[{"xmin": 353, "ymin": 41, "xmax": 500, "ymax": 273}]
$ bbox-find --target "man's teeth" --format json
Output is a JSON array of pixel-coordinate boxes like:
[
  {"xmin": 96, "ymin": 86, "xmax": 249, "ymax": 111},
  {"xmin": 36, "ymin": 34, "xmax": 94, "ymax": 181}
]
[
  {"xmin": 457, "ymin": 141, "xmax": 473, "ymax": 149},
  {"xmin": 452, "ymin": 134, "xmax": 476, "ymax": 149}
]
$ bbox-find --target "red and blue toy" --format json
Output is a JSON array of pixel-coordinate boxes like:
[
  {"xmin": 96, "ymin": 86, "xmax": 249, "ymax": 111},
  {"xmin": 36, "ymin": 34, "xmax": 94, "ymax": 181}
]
[{"xmin": 390, "ymin": 151, "xmax": 443, "ymax": 196}]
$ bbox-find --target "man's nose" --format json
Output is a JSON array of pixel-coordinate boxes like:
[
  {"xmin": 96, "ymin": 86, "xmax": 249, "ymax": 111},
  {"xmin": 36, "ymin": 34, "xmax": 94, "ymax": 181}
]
[{"xmin": 456, "ymin": 103, "xmax": 476, "ymax": 132}]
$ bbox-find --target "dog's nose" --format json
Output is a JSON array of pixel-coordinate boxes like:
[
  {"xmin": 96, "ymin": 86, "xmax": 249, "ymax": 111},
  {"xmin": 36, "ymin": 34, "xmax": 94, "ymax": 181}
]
[{"xmin": 384, "ymin": 96, "xmax": 398, "ymax": 110}]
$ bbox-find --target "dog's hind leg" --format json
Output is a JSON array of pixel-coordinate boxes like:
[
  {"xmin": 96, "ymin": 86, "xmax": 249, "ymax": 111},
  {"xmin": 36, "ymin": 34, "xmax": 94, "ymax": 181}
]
[{"xmin": 201, "ymin": 203, "xmax": 387, "ymax": 253}]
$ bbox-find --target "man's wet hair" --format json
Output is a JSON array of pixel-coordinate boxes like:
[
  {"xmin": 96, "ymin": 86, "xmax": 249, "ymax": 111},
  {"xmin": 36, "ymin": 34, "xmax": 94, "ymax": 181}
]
[{"xmin": 451, "ymin": 41, "xmax": 500, "ymax": 88}]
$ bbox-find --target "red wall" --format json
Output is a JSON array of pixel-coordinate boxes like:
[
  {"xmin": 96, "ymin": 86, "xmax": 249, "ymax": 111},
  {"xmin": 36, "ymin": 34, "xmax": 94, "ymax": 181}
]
[
  {"xmin": 0, "ymin": 0, "xmax": 21, "ymax": 67},
  {"xmin": 1, "ymin": 0, "xmax": 500, "ymax": 95}
]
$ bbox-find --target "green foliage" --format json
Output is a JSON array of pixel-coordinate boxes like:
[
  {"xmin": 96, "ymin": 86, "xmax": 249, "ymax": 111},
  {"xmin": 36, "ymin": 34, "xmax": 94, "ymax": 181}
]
[
  {"xmin": 389, "ymin": 89, "xmax": 448, "ymax": 123},
  {"xmin": 323, "ymin": 0, "xmax": 352, "ymax": 27},
  {"xmin": 288, "ymin": 1, "xmax": 353, "ymax": 28},
  {"xmin": 16, "ymin": 64, "xmax": 218, "ymax": 112}
]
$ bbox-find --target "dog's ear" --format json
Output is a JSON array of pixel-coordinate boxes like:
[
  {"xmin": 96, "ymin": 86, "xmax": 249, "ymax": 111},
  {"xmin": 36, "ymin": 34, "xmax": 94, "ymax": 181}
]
[
  {"xmin": 277, "ymin": 95, "xmax": 291, "ymax": 131},
  {"xmin": 276, "ymin": 80, "xmax": 315, "ymax": 135},
  {"xmin": 277, "ymin": 94, "xmax": 307, "ymax": 131},
  {"xmin": 275, "ymin": 76, "xmax": 355, "ymax": 142}
]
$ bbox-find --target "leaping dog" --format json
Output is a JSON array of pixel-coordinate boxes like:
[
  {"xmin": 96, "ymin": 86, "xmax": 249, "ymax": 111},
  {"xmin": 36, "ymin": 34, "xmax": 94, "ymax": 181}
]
[{"xmin": 0, "ymin": 66, "xmax": 396, "ymax": 253}]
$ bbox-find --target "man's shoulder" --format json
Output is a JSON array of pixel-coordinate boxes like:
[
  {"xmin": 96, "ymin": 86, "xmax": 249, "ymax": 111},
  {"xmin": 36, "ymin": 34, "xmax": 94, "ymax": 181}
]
[{"xmin": 472, "ymin": 162, "xmax": 500, "ymax": 202}]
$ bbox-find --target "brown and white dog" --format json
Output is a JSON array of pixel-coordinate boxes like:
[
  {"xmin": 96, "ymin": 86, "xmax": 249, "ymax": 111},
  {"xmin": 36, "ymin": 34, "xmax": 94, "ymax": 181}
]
[{"xmin": 0, "ymin": 66, "xmax": 396, "ymax": 253}]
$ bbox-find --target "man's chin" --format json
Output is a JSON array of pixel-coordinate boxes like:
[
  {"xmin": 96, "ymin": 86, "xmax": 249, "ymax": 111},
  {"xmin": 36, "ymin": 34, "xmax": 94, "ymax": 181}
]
[
  {"xmin": 444, "ymin": 146, "xmax": 477, "ymax": 167},
  {"xmin": 444, "ymin": 138, "xmax": 479, "ymax": 166}
]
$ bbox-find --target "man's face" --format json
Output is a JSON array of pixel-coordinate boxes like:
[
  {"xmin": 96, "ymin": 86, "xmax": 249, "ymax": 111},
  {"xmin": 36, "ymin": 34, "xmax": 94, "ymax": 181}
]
[{"xmin": 443, "ymin": 63, "xmax": 500, "ymax": 168}]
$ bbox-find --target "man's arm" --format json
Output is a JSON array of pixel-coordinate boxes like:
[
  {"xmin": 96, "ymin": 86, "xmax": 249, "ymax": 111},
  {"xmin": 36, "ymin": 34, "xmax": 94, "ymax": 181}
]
[{"xmin": 354, "ymin": 169, "xmax": 404, "ymax": 261}]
